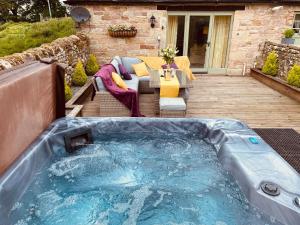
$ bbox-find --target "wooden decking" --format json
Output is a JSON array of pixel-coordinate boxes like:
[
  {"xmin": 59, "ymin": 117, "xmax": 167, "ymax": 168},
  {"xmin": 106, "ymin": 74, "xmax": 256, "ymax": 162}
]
[{"xmin": 82, "ymin": 75, "xmax": 300, "ymax": 132}]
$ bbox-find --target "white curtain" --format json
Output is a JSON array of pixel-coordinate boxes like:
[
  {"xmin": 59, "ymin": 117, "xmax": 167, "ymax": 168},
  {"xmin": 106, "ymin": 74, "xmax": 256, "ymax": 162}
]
[
  {"xmin": 209, "ymin": 16, "xmax": 231, "ymax": 68},
  {"xmin": 167, "ymin": 16, "xmax": 178, "ymax": 48}
]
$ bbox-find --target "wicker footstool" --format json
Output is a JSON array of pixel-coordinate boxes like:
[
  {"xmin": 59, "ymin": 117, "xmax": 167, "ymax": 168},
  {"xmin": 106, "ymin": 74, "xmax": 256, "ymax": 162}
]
[{"xmin": 159, "ymin": 97, "xmax": 187, "ymax": 117}]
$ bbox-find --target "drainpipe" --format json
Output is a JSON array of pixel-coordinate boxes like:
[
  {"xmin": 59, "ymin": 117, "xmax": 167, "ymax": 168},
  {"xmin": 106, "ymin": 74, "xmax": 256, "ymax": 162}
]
[
  {"xmin": 242, "ymin": 63, "xmax": 246, "ymax": 76},
  {"xmin": 157, "ymin": 36, "xmax": 161, "ymax": 56}
]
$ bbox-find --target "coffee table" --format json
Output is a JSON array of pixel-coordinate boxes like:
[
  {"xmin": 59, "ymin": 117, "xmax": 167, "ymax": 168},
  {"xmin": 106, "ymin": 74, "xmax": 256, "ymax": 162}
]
[{"xmin": 149, "ymin": 69, "xmax": 193, "ymax": 114}]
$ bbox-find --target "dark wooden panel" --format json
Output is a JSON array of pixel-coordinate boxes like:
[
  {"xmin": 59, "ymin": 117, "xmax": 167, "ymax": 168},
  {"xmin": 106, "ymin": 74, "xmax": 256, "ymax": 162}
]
[{"xmin": 157, "ymin": 5, "xmax": 245, "ymax": 11}]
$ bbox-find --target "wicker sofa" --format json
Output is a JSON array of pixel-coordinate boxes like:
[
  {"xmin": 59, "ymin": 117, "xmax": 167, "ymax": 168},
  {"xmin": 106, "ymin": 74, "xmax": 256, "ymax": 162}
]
[
  {"xmin": 93, "ymin": 56, "xmax": 154, "ymax": 116},
  {"xmin": 93, "ymin": 56, "xmax": 190, "ymax": 117}
]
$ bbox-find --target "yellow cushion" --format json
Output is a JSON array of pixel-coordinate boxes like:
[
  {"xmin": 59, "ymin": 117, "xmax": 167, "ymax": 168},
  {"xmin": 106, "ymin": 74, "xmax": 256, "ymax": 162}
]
[
  {"xmin": 132, "ymin": 62, "xmax": 149, "ymax": 77},
  {"xmin": 112, "ymin": 72, "xmax": 128, "ymax": 90}
]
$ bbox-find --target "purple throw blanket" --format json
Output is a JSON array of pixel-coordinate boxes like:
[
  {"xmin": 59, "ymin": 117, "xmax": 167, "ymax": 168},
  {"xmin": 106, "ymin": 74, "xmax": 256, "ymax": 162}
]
[{"xmin": 95, "ymin": 64, "xmax": 143, "ymax": 117}]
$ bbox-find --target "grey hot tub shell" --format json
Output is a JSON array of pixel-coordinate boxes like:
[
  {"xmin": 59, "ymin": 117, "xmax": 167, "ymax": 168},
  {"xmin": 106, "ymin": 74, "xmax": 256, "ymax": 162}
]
[{"xmin": 0, "ymin": 118, "xmax": 299, "ymax": 225}]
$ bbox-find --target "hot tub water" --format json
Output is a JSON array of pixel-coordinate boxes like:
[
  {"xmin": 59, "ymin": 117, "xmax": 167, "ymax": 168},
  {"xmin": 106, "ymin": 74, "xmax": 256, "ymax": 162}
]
[{"xmin": 9, "ymin": 132, "xmax": 282, "ymax": 225}]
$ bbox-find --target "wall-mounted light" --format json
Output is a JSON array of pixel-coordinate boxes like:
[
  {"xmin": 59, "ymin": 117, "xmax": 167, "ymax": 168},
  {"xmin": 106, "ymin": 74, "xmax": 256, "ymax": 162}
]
[
  {"xmin": 150, "ymin": 15, "xmax": 156, "ymax": 28},
  {"xmin": 271, "ymin": 6, "xmax": 283, "ymax": 12}
]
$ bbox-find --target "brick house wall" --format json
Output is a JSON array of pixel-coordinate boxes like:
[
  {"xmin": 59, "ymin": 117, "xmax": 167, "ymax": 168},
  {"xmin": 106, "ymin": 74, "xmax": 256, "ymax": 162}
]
[
  {"xmin": 77, "ymin": 3, "xmax": 300, "ymax": 74},
  {"xmin": 79, "ymin": 4, "xmax": 167, "ymax": 65},
  {"xmin": 228, "ymin": 4, "xmax": 300, "ymax": 74}
]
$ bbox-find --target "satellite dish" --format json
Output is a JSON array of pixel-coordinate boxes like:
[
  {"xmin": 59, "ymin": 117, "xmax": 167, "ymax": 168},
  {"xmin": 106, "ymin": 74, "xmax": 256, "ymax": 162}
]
[{"xmin": 70, "ymin": 7, "xmax": 91, "ymax": 23}]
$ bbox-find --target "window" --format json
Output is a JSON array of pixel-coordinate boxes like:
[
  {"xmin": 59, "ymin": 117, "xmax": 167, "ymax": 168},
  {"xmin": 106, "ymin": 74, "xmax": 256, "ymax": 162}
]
[{"xmin": 293, "ymin": 13, "xmax": 300, "ymax": 33}]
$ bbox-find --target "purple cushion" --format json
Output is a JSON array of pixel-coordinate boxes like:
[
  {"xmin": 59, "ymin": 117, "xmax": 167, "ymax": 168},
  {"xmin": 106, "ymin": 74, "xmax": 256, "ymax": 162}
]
[
  {"xmin": 162, "ymin": 63, "xmax": 178, "ymax": 69},
  {"xmin": 119, "ymin": 64, "xmax": 132, "ymax": 80}
]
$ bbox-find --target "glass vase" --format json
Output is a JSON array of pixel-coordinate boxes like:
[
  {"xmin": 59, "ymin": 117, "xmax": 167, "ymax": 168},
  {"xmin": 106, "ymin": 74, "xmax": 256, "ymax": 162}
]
[{"xmin": 165, "ymin": 64, "xmax": 171, "ymax": 81}]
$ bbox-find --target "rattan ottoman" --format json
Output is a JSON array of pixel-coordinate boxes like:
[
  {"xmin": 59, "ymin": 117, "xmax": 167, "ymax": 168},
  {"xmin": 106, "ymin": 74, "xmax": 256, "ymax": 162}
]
[{"xmin": 159, "ymin": 97, "xmax": 186, "ymax": 118}]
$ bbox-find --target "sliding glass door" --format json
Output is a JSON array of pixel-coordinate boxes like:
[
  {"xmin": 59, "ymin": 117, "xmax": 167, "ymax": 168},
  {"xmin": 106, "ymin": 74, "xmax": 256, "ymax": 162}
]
[
  {"xmin": 167, "ymin": 12, "xmax": 233, "ymax": 73},
  {"xmin": 188, "ymin": 16, "xmax": 210, "ymax": 69}
]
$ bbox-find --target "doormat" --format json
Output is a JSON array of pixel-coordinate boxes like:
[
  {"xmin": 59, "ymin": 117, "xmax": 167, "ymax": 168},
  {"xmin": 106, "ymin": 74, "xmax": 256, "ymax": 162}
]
[{"xmin": 253, "ymin": 128, "xmax": 300, "ymax": 174}]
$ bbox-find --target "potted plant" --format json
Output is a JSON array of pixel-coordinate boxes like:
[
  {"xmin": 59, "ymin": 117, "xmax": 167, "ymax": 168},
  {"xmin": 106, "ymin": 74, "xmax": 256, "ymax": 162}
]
[
  {"xmin": 160, "ymin": 46, "xmax": 178, "ymax": 80},
  {"xmin": 108, "ymin": 25, "xmax": 137, "ymax": 38},
  {"xmin": 281, "ymin": 28, "xmax": 295, "ymax": 45}
]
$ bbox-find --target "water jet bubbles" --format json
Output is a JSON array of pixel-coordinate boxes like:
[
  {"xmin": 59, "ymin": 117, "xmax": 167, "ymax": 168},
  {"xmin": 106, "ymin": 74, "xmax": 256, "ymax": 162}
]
[
  {"xmin": 244, "ymin": 205, "xmax": 249, "ymax": 210},
  {"xmin": 28, "ymin": 204, "xmax": 37, "ymax": 215},
  {"xmin": 35, "ymin": 209, "xmax": 41, "ymax": 217},
  {"xmin": 256, "ymin": 212, "xmax": 262, "ymax": 219},
  {"xmin": 219, "ymin": 183, "xmax": 225, "ymax": 189},
  {"xmin": 14, "ymin": 219, "xmax": 28, "ymax": 225},
  {"xmin": 216, "ymin": 221, "xmax": 227, "ymax": 225},
  {"xmin": 270, "ymin": 216, "xmax": 276, "ymax": 223},
  {"xmin": 11, "ymin": 202, "xmax": 22, "ymax": 211}
]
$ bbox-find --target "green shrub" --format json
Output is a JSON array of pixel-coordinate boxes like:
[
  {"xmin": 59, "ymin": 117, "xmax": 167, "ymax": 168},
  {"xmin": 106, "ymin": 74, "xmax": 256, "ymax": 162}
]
[
  {"xmin": 283, "ymin": 28, "xmax": 295, "ymax": 38},
  {"xmin": 262, "ymin": 51, "xmax": 279, "ymax": 76},
  {"xmin": 287, "ymin": 64, "xmax": 300, "ymax": 88},
  {"xmin": 65, "ymin": 81, "xmax": 73, "ymax": 102},
  {"xmin": 0, "ymin": 18, "xmax": 76, "ymax": 57},
  {"xmin": 72, "ymin": 60, "xmax": 88, "ymax": 86},
  {"xmin": 85, "ymin": 54, "xmax": 100, "ymax": 76}
]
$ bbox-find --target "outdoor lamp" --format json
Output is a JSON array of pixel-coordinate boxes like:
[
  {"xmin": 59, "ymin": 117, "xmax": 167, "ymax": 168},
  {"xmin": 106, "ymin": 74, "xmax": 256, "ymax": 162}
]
[{"xmin": 150, "ymin": 15, "xmax": 156, "ymax": 28}]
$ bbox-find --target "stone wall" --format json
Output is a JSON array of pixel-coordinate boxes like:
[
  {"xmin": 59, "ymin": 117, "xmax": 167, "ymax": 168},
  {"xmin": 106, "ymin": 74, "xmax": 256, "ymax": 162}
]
[
  {"xmin": 259, "ymin": 41, "xmax": 300, "ymax": 78},
  {"xmin": 0, "ymin": 33, "xmax": 89, "ymax": 84},
  {"xmin": 78, "ymin": 4, "xmax": 167, "ymax": 65},
  {"xmin": 228, "ymin": 4, "xmax": 300, "ymax": 75}
]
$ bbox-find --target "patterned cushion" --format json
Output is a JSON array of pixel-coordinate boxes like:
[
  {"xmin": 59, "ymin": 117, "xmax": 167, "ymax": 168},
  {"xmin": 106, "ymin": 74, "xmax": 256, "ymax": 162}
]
[
  {"xmin": 114, "ymin": 56, "xmax": 122, "ymax": 65},
  {"xmin": 121, "ymin": 57, "xmax": 142, "ymax": 74},
  {"xmin": 110, "ymin": 59, "xmax": 121, "ymax": 75}
]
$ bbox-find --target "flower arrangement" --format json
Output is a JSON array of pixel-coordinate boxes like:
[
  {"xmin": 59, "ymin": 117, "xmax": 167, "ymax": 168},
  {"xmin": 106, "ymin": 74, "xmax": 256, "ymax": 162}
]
[
  {"xmin": 160, "ymin": 46, "xmax": 179, "ymax": 65},
  {"xmin": 108, "ymin": 25, "xmax": 137, "ymax": 32}
]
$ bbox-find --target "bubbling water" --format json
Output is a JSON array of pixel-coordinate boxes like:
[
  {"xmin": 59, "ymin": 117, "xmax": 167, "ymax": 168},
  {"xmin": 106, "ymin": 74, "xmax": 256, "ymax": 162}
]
[{"xmin": 10, "ymin": 133, "xmax": 282, "ymax": 225}]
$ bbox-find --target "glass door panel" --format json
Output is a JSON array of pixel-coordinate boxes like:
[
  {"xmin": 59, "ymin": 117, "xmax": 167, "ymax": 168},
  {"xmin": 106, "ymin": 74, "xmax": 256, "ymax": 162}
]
[
  {"xmin": 188, "ymin": 16, "xmax": 210, "ymax": 68},
  {"xmin": 167, "ymin": 16, "xmax": 185, "ymax": 56}
]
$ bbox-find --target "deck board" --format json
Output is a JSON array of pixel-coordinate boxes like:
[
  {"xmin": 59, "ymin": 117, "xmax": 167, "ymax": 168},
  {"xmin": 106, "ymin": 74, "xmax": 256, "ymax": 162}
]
[{"xmin": 82, "ymin": 75, "xmax": 300, "ymax": 132}]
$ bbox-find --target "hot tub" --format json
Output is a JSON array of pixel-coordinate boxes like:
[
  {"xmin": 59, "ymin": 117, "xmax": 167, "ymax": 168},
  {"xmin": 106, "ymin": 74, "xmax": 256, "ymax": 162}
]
[{"xmin": 0, "ymin": 118, "xmax": 299, "ymax": 225}]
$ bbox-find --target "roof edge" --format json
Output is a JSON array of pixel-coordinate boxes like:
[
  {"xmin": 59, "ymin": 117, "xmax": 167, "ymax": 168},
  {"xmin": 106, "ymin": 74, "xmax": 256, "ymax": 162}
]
[{"xmin": 64, "ymin": 0, "xmax": 300, "ymax": 5}]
